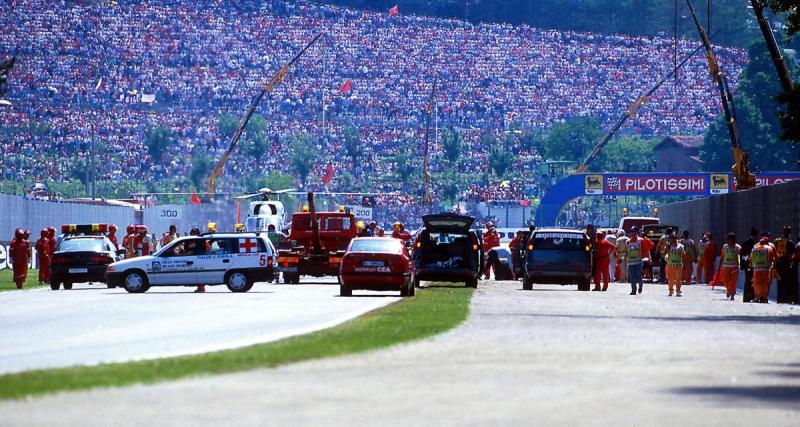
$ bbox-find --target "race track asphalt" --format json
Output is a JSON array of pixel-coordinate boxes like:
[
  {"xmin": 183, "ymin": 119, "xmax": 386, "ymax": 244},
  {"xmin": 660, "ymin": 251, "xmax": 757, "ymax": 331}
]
[
  {"xmin": 2, "ymin": 280, "xmax": 799, "ymax": 426},
  {"xmin": 0, "ymin": 277, "xmax": 399, "ymax": 374}
]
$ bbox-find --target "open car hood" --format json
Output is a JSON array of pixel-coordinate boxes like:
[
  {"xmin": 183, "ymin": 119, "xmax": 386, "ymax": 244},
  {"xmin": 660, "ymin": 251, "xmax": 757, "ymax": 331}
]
[{"xmin": 421, "ymin": 213, "xmax": 475, "ymax": 233}]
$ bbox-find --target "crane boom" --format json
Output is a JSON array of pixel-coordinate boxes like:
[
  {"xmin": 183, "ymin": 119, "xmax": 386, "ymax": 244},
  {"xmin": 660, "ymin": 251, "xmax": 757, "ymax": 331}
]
[
  {"xmin": 207, "ymin": 33, "xmax": 324, "ymax": 195},
  {"xmin": 685, "ymin": 0, "xmax": 755, "ymax": 190},
  {"xmin": 575, "ymin": 44, "xmax": 704, "ymax": 174},
  {"xmin": 422, "ymin": 75, "xmax": 439, "ymax": 204},
  {"xmin": 750, "ymin": 0, "xmax": 794, "ymax": 93}
]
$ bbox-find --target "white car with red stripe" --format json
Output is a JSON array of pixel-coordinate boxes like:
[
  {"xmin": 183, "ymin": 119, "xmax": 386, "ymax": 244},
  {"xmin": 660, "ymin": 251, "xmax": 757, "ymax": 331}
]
[{"xmin": 105, "ymin": 233, "xmax": 276, "ymax": 293}]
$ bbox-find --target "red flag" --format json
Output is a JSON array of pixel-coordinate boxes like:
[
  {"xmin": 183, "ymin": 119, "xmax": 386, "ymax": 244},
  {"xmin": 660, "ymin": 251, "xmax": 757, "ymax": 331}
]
[
  {"xmin": 389, "ymin": 5, "xmax": 399, "ymax": 16},
  {"xmin": 190, "ymin": 191, "xmax": 202, "ymax": 205},
  {"xmin": 322, "ymin": 163, "xmax": 335, "ymax": 184},
  {"xmin": 337, "ymin": 79, "xmax": 352, "ymax": 94}
]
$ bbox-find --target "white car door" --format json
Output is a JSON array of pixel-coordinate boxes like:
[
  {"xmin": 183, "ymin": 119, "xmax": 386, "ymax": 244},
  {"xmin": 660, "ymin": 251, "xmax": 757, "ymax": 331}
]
[
  {"xmin": 149, "ymin": 239, "xmax": 201, "ymax": 285},
  {"xmin": 196, "ymin": 238, "xmax": 236, "ymax": 284}
]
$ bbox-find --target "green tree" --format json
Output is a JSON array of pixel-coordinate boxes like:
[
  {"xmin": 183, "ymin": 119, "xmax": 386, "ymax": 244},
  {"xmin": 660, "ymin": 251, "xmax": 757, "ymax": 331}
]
[
  {"xmin": 337, "ymin": 170, "xmax": 356, "ymax": 191},
  {"xmin": 394, "ymin": 149, "xmax": 418, "ymax": 182},
  {"xmin": 487, "ymin": 135, "xmax": 515, "ymax": 177},
  {"xmin": 144, "ymin": 126, "xmax": 173, "ymax": 164},
  {"xmin": 289, "ymin": 133, "xmax": 318, "ymax": 186},
  {"xmin": 598, "ymin": 137, "xmax": 656, "ymax": 172},
  {"xmin": 342, "ymin": 124, "xmax": 363, "ymax": 166},
  {"xmin": 217, "ymin": 114, "xmax": 239, "ymax": 141},
  {"xmin": 441, "ymin": 128, "xmax": 463, "ymax": 164},
  {"xmin": 242, "ymin": 172, "xmax": 295, "ymax": 193},
  {"xmin": 438, "ymin": 169, "xmax": 464, "ymax": 203},
  {"xmin": 241, "ymin": 114, "xmax": 269, "ymax": 160},
  {"xmin": 543, "ymin": 116, "xmax": 603, "ymax": 165},
  {"xmin": 701, "ymin": 39, "xmax": 799, "ymax": 171},
  {"xmin": 766, "ymin": 0, "xmax": 800, "ymax": 39},
  {"xmin": 68, "ymin": 157, "xmax": 89, "ymax": 185},
  {"xmin": 189, "ymin": 149, "xmax": 212, "ymax": 189}
]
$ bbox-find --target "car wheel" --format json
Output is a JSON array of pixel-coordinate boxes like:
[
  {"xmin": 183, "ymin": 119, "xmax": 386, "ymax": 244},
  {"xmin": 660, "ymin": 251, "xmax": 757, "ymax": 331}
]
[
  {"xmin": 466, "ymin": 278, "xmax": 478, "ymax": 288},
  {"xmin": 226, "ymin": 271, "xmax": 251, "ymax": 293},
  {"xmin": 577, "ymin": 279, "xmax": 590, "ymax": 291},
  {"xmin": 123, "ymin": 271, "xmax": 149, "ymax": 293},
  {"xmin": 292, "ymin": 275, "xmax": 301, "ymax": 284},
  {"xmin": 107, "ymin": 283, "xmax": 116, "ymax": 288},
  {"xmin": 340, "ymin": 283, "xmax": 352, "ymax": 297},
  {"xmin": 50, "ymin": 281, "xmax": 60, "ymax": 291},
  {"xmin": 283, "ymin": 272, "xmax": 297, "ymax": 284},
  {"xmin": 63, "ymin": 282, "xmax": 73, "ymax": 290},
  {"xmin": 413, "ymin": 276, "xmax": 421, "ymax": 288},
  {"xmin": 523, "ymin": 277, "xmax": 533, "ymax": 291}
]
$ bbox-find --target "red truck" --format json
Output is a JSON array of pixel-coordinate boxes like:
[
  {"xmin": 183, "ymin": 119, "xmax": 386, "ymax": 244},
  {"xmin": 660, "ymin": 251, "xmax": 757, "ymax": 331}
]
[{"xmin": 277, "ymin": 193, "xmax": 357, "ymax": 284}]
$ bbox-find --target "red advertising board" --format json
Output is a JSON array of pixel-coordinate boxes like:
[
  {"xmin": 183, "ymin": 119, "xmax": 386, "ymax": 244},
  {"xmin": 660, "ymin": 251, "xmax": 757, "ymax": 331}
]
[{"xmin": 604, "ymin": 175, "xmax": 707, "ymax": 194}]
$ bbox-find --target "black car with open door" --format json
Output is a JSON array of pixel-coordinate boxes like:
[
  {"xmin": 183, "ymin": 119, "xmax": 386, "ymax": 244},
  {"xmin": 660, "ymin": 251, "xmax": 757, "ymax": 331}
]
[{"xmin": 411, "ymin": 213, "xmax": 483, "ymax": 288}]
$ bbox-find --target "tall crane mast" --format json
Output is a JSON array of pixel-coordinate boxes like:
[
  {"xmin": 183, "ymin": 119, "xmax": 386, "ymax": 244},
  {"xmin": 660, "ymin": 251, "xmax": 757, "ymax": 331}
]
[
  {"xmin": 422, "ymin": 74, "xmax": 439, "ymax": 204},
  {"xmin": 207, "ymin": 33, "xmax": 324, "ymax": 195},
  {"xmin": 576, "ymin": 44, "xmax": 703, "ymax": 173},
  {"xmin": 685, "ymin": 0, "xmax": 756, "ymax": 190},
  {"xmin": 749, "ymin": 0, "xmax": 794, "ymax": 94}
]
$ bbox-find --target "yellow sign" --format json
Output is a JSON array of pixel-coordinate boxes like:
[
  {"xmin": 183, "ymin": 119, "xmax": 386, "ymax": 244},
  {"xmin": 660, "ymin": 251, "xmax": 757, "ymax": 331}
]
[
  {"xmin": 585, "ymin": 175, "xmax": 603, "ymax": 195},
  {"xmin": 710, "ymin": 174, "xmax": 729, "ymax": 194}
]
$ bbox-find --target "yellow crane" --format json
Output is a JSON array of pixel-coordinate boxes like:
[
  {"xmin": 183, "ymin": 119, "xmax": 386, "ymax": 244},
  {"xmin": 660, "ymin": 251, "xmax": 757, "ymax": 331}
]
[
  {"xmin": 207, "ymin": 33, "xmax": 324, "ymax": 195},
  {"xmin": 685, "ymin": 0, "xmax": 756, "ymax": 190}
]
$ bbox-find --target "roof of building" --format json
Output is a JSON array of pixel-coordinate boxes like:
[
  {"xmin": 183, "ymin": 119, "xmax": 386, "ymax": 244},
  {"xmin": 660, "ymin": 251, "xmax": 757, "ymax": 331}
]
[{"xmin": 654, "ymin": 135, "xmax": 704, "ymax": 150}]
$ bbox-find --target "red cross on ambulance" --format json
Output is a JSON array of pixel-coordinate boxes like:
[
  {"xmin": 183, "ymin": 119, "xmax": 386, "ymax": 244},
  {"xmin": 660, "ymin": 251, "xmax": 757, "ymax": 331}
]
[{"xmin": 239, "ymin": 238, "xmax": 257, "ymax": 253}]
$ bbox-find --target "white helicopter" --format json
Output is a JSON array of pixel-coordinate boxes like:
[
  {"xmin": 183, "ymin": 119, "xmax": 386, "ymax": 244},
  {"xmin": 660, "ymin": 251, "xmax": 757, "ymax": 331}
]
[{"xmin": 236, "ymin": 188, "xmax": 296, "ymax": 233}]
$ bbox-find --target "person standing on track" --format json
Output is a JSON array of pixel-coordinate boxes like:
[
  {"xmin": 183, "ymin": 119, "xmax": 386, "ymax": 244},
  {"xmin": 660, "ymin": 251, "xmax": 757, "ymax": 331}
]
[
  {"xmin": 586, "ymin": 224, "xmax": 597, "ymax": 284},
  {"xmin": 481, "ymin": 225, "xmax": 500, "ymax": 279},
  {"xmin": 34, "ymin": 228, "xmax": 51, "ymax": 285},
  {"xmin": 593, "ymin": 231, "xmax": 615, "ymax": 291},
  {"xmin": 749, "ymin": 233, "xmax": 776, "ymax": 304},
  {"xmin": 47, "ymin": 226, "xmax": 56, "ymax": 282},
  {"xmin": 739, "ymin": 227, "xmax": 759, "ymax": 303},
  {"xmin": 9, "ymin": 228, "xmax": 31, "ymax": 289},
  {"xmin": 614, "ymin": 230, "xmax": 629, "ymax": 283},
  {"xmin": 189, "ymin": 226, "xmax": 206, "ymax": 293},
  {"xmin": 680, "ymin": 230, "xmax": 697, "ymax": 288},
  {"xmin": 108, "ymin": 224, "xmax": 119, "ymax": 250},
  {"xmin": 701, "ymin": 232, "xmax": 718, "ymax": 285},
  {"xmin": 625, "ymin": 226, "xmax": 653, "ymax": 295},
  {"xmin": 161, "ymin": 225, "xmax": 178, "ymax": 247},
  {"xmin": 662, "ymin": 231, "xmax": 687, "ymax": 297},
  {"xmin": 773, "ymin": 226, "xmax": 796, "ymax": 304},
  {"xmin": 122, "ymin": 225, "xmax": 136, "ymax": 259},
  {"xmin": 719, "ymin": 233, "xmax": 741, "ymax": 301}
]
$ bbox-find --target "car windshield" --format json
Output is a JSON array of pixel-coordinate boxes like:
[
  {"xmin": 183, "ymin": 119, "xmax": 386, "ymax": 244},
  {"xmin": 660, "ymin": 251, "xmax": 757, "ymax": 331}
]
[
  {"xmin": 58, "ymin": 238, "xmax": 104, "ymax": 252},
  {"xmin": 349, "ymin": 239, "xmax": 402, "ymax": 254},
  {"xmin": 533, "ymin": 233, "xmax": 586, "ymax": 250}
]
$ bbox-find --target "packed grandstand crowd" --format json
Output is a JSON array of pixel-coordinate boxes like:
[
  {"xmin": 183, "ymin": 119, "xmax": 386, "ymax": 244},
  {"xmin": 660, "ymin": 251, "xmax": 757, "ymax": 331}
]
[{"xmin": 0, "ymin": 0, "xmax": 747, "ymax": 219}]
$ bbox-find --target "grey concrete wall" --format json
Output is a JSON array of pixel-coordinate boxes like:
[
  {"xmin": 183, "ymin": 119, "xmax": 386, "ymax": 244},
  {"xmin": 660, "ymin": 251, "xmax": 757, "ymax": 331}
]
[
  {"xmin": 0, "ymin": 194, "xmax": 136, "ymax": 240},
  {"xmin": 659, "ymin": 180, "xmax": 800, "ymax": 240}
]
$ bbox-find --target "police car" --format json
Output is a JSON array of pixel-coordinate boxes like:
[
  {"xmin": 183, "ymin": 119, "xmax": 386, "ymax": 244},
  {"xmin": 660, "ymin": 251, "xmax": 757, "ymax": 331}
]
[
  {"xmin": 51, "ymin": 224, "xmax": 123, "ymax": 290},
  {"xmin": 105, "ymin": 232, "xmax": 276, "ymax": 293}
]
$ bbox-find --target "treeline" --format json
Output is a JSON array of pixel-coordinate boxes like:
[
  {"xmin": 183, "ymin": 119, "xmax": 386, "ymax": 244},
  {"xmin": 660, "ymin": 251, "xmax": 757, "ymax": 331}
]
[{"xmin": 316, "ymin": 0, "xmax": 764, "ymax": 47}]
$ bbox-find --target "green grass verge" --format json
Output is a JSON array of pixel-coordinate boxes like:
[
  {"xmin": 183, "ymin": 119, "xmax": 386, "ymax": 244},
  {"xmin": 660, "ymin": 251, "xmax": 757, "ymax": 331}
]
[
  {"xmin": 0, "ymin": 269, "xmax": 46, "ymax": 292},
  {"xmin": 0, "ymin": 283, "xmax": 473, "ymax": 400}
]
